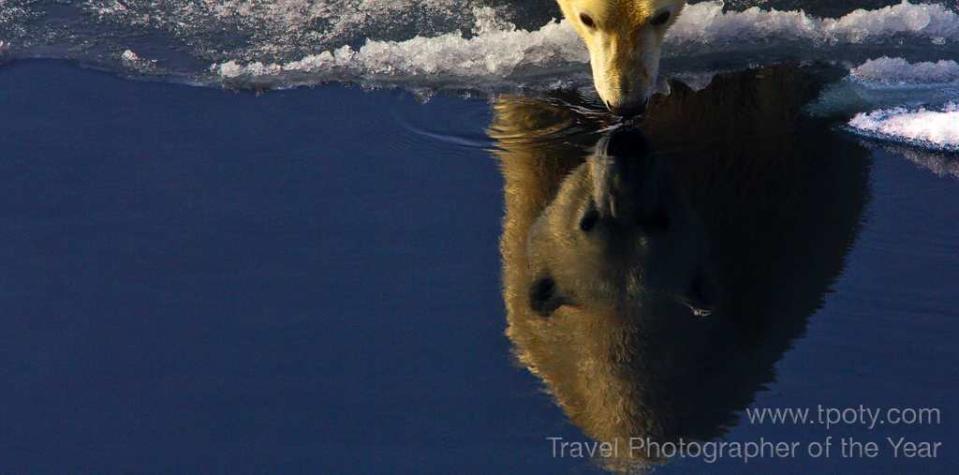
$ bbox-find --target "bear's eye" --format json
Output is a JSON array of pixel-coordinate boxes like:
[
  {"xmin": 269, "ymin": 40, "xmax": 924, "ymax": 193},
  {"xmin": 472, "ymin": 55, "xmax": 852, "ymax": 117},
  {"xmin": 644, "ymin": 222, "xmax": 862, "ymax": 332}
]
[
  {"xmin": 650, "ymin": 10, "xmax": 671, "ymax": 26},
  {"xmin": 579, "ymin": 13, "xmax": 596, "ymax": 29}
]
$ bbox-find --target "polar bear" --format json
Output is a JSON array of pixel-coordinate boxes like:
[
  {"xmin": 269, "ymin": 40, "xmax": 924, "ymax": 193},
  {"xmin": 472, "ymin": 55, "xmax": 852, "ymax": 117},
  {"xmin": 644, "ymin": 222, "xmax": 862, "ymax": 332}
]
[
  {"xmin": 490, "ymin": 65, "xmax": 870, "ymax": 469},
  {"xmin": 554, "ymin": 0, "xmax": 687, "ymax": 116}
]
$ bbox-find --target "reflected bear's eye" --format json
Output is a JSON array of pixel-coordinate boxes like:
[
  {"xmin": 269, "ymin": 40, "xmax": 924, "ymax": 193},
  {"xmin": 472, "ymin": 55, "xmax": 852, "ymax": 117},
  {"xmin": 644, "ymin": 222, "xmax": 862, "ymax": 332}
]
[
  {"xmin": 580, "ymin": 204, "xmax": 599, "ymax": 232},
  {"xmin": 651, "ymin": 10, "xmax": 671, "ymax": 26},
  {"xmin": 530, "ymin": 277, "xmax": 564, "ymax": 317}
]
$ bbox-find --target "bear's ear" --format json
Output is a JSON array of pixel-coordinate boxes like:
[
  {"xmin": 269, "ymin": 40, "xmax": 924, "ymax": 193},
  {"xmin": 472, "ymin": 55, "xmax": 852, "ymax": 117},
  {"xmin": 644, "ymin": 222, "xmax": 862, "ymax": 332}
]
[{"xmin": 529, "ymin": 277, "xmax": 570, "ymax": 317}]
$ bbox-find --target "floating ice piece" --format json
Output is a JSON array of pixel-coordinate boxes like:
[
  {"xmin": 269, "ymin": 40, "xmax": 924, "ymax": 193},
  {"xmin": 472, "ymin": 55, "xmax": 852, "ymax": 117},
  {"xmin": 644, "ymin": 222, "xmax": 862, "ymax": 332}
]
[
  {"xmin": 850, "ymin": 57, "xmax": 959, "ymax": 86},
  {"xmin": 848, "ymin": 103, "xmax": 959, "ymax": 152}
]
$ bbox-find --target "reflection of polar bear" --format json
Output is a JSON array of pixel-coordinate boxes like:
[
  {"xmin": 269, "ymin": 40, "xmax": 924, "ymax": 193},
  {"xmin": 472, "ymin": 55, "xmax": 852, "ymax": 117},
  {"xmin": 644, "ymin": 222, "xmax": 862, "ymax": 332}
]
[{"xmin": 490, "ymin": 65, "xmax": 871, "ymax": 469}]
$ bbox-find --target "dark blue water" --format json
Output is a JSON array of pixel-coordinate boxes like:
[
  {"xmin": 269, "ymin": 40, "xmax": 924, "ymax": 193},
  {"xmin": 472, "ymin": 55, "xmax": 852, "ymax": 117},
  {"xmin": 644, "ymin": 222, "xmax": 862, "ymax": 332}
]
[{"xmin": 0, "ymin": 60, "xmax": 956, "ymax": 473}]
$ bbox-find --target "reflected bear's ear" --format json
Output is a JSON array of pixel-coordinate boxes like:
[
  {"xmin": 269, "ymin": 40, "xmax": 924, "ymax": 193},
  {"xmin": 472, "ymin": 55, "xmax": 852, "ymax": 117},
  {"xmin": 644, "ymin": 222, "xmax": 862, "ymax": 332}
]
[{"xmin": 529, "ymin": 277, "xmax": 568, "ymax": 317}]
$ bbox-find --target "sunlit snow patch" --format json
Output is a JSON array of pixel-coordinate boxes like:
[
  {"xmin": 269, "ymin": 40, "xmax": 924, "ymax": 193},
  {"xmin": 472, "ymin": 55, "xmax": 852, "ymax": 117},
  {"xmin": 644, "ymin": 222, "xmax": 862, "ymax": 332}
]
[
  {"xmin": 848, "ymin": 103, "xmax": 959, "ymax": 152},
  {"xmin": 209, "ymin": 1, "xmax": 959, "ymax": 87},
  {"xmin": 850, "ymin": 56, "xmax": 959, "ymax": 86}
]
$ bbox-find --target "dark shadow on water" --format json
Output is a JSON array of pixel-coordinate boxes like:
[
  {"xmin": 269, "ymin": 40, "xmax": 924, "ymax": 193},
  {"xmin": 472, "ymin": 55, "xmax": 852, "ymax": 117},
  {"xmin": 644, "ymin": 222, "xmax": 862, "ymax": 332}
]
[{"xmin": 490, "ymin": 64, "xmax": 872, "ymax": 471}]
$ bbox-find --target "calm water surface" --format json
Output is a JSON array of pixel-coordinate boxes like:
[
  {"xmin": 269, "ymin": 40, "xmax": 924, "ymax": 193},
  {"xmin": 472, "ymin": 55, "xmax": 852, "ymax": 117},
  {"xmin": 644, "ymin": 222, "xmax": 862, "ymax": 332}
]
[{"xmin": 0, "ymin": 60, "xmax": 956, "ymax": 473}]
